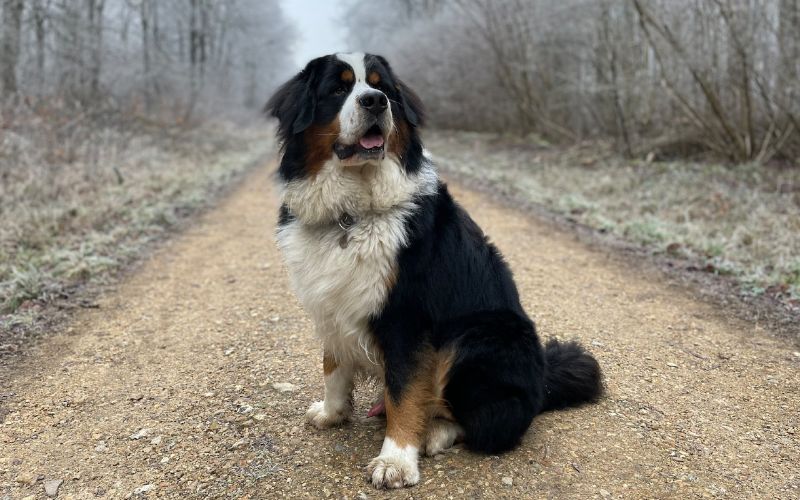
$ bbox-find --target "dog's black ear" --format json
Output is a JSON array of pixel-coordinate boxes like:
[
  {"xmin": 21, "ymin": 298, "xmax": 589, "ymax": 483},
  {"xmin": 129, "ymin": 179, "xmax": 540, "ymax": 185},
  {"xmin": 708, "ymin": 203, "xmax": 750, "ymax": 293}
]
[
  {"xmin": 397, "ymin": 78, "xmax": 425, "ymax": 128},
  {"xmin": 374, "ymin": 55, "xmax": 425, "ymax": 128},
  {"xmin": 265, "ymin": 57, "xmax": 326, "ymax": 139}
]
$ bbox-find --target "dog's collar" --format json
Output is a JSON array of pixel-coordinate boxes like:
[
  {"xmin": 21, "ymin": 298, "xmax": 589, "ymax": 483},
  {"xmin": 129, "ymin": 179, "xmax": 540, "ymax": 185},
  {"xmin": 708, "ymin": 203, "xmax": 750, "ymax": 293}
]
[
  {"xmin": 283, "ymin": 208, "xmax": 358, "ymax": 247},
  {"xmin": 284, "ymin": 207, "xmax": 357, "ymax": 231}
]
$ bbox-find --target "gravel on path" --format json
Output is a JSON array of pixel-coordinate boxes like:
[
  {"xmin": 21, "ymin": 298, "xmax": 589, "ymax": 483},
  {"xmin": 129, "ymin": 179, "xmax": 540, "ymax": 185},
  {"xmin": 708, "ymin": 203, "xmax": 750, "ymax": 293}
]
[{"xmin": 0, "ymin": 162, "xmax": 797, "ymax": 499}]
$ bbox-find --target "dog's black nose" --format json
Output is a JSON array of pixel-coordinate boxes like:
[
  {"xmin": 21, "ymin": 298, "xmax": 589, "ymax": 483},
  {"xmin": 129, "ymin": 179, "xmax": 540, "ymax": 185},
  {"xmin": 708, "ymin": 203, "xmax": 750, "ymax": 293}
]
[{"xmin": 357, "ymin": 90, "xmax": 388, "ymax": 116}]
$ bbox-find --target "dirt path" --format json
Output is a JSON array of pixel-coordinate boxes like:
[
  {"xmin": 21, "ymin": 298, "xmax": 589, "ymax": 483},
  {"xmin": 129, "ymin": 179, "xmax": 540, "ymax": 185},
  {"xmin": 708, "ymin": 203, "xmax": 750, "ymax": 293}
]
[{"xmin": 1, "ymin": 161, "xmax": 798, "ymax": 500}]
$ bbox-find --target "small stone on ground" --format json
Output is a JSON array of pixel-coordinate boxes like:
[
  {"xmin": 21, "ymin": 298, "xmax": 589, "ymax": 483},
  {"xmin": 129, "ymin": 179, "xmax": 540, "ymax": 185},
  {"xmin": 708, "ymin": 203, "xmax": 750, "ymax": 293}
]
[
  {"xmin": 272, "ymin": 382, "xmax": 296, "ymax": 393},
  {"xmin": 44, "ymin": 478, "xmax": 63, "ymax": 497},
  {"xmin": 133, "ymin": 484, "xmax": 155, "ymax": 495}
]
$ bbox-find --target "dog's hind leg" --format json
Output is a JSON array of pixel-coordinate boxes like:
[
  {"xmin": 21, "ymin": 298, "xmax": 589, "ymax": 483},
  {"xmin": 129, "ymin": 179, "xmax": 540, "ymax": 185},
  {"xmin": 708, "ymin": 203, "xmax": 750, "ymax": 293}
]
[
  {"xmin": 424, "ymin": 418, "xmax": 463, "ymax": 456},
  {"xmin": 440, "ymin": 310, "xmax": 545, "ymax": 454},
  {"xmin": 425, "ymin": 354, "xmax": 462, "ymax": 456}
]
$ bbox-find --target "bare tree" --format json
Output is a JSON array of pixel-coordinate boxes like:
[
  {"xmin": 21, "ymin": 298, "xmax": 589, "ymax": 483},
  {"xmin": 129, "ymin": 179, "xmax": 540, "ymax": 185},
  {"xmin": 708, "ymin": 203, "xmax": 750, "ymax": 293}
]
[
  {"xmin": 1, "ymin": 0, "xmax": 294, "ymax": 122},
  {"xmin": 31, "ymin": 0, "xmax": 49, "ymax": 89},
  {"xmin": 1, "ymin": 0, "xmax": 24, "ymax": 94},
  {"xmin": 343, "ymin": 0, "xmax": 799, "ymax": 163},
  {"xmin": 87, "ymin": 0, "xmax": 104, "ymax": 95}
]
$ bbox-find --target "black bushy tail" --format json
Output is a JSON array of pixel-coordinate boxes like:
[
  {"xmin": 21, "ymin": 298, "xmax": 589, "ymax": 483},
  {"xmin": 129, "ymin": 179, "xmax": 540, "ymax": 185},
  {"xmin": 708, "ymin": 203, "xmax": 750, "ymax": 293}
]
[{"xmin": 541, "ymin": 339, "xmax": 603, "ymax": 412}]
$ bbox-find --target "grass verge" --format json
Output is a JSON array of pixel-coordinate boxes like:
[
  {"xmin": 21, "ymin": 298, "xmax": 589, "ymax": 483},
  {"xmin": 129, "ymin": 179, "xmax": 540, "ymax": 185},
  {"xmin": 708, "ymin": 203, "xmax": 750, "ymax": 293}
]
[
  {"xmin": 0, "ymin": 103, "xmax": 274, "ymax": 354},
  {"xmin": 426, "ymin": 130, "xmax": 800, "ymax": 323}
]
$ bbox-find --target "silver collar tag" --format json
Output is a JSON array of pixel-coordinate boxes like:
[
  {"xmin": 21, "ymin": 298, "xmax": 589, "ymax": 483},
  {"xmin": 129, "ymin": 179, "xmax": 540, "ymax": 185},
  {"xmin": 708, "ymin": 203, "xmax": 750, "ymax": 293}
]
[
  {"xmin": 337, "ymin": 213, "xmax": 356, "ymax": 249},
  {"xmin": 338, "ymin": 212, "xmax": 356, "ymax": 231}
]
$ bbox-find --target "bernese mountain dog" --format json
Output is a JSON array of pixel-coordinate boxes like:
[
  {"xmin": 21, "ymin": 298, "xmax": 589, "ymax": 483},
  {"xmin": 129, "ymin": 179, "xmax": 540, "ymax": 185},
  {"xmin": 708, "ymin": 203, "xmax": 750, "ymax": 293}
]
[{"xmin": 266, "ymin": 52, "xmax": 603, "ymax": 490}]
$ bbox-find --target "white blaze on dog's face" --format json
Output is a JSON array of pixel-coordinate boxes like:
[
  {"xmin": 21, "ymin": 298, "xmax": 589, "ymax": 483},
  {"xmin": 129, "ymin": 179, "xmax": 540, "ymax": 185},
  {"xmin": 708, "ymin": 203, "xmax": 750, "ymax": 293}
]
[{"xmin": 333, "ymin": 52, "xmax": 395, "ymax": 166}]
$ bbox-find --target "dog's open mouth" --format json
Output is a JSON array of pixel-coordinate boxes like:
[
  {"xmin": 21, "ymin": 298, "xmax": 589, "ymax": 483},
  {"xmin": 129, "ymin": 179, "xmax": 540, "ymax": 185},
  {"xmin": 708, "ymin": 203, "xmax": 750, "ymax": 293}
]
[
  {"xmin": 334, "ymin": 124, "xmax": 385, "ymax": 162},
  {"xmin": 358, "ymin": 124, "xmax": 385, "ymax": 151}
]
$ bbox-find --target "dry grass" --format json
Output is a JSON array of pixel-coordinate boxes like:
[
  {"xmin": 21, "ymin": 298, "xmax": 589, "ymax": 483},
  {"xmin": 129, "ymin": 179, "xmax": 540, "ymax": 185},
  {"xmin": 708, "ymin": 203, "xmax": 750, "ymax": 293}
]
[
  {"xmin": 426, "ymin": 130, "xmax": 800, "ymax": 310},
  {"xmin": 0, "ymin": 98, "xmax": 274, "ymax": 340}
]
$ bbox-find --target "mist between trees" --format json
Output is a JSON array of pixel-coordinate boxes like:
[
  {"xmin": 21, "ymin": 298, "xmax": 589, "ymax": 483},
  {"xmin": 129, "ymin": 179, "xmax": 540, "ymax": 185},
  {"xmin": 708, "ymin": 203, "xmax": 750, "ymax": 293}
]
[
  {"xmin": 0, "ymin": 1, "xmax": 295, "ymax": 321},
  {"xmin": 0, "ymin": 0, "xmax": 295, "ymax": 120},
  {"xmin": 347, "ymin": 0, "xmax": 800, "ymax": 164}
]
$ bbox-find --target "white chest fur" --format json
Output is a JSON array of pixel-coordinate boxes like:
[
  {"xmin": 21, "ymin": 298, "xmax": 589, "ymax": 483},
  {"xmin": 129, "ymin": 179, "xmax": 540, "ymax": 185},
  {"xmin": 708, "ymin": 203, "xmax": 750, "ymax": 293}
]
[
  {"xmin": 277, "ymin": 210, "xmax": 408, "ymax": 370},
  {"xmin": 276, "ymin": 157, "xmax": 437, "ymax": 371}
]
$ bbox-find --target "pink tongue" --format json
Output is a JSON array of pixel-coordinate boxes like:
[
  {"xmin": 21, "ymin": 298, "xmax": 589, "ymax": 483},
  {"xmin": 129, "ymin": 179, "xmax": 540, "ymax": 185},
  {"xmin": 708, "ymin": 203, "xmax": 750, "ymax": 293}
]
[
  {"xmin": 359, "ymin": 135, "xmax": 385, "ymax": 149},
  {"xmin": 367, "ymin": 400, "xmax": 386, "ymax": 418}
]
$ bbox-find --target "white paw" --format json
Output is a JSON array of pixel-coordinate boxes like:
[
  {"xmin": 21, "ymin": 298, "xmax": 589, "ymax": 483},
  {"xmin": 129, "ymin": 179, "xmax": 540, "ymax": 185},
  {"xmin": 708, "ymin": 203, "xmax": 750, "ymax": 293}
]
[
  {"xmin": 366, "ymin": 438, "xmax": 420, "ymax": 489},
  {"xmin": 305, "ymin": 400, "xmax": 349, "ymax": 429},
  {"xmin": 367, "ymin": 454, "xmax": 420, "ymax": 489},
  {"xmin": 424, "ymin": 420, "xmax": 463, "ymax": 456}
]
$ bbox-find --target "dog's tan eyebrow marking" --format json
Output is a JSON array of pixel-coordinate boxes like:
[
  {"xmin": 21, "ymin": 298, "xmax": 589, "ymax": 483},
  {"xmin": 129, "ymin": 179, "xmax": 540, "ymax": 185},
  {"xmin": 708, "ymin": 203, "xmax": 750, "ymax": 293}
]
[
  {"xmin": 368, "ymin": 71, "xmax": 381, "ymax": 85},
  {"xmin": 341, "ymin": 69, "xmax": 354, "ymax": 83}
]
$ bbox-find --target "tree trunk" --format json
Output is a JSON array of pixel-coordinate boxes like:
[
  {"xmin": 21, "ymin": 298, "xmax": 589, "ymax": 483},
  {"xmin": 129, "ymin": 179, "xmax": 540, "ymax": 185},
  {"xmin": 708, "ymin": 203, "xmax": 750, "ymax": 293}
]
[
  {"xmin": 186, "ymin": 0, "xmax": 201, "ymax": 121},
  {"xmin": 32, "ymin": 0, "xmax": 48, "ymax": 91},
  {"xmin": 140, "ymin": 0, "xmax": 151, "ymax": 110},
  {"xmin": 199, "ymin": 0, "xmax": 208, "ymax": 80},
  {"xmin": 600, "ymin": 1, "xmax": 633, "ymax": 157},
  {"xmin": 87, "ymin": 0, "xmax": 105, "ymax": 96},
  {"xmin": 779, "ymin": 0, "xmax": 799, "ymax": 102},
  {"xmin": 189, "ymin": 0, "xmax": 198, "ymax": 80},
  {"xmin": 1, "ymin": 0, "xmax": 24, "ymax": 95},
  {"xmin": 150, "ymin": 2, "xmax": 161, "ymax": 102}
]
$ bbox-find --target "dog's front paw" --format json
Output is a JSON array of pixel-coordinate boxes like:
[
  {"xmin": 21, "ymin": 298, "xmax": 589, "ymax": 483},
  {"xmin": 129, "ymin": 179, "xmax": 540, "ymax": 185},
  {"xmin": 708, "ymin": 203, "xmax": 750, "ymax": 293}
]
[
  {"xmin": 305, "ymin": 400, "xmax": 349, "ymax": 429},
  {"xmin": 366, "ymin": 444, "xmax": 420, "ymax": 489}
]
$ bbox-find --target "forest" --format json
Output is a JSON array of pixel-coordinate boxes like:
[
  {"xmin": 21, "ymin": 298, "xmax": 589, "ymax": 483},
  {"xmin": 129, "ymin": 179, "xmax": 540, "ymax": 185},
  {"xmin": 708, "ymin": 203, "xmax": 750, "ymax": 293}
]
[
  {"xmin": 347, "ymin": 0, "xmax": 800, "ymax": 163},
  {"xmin": 0, "ymin": 0, "xmax": 294, "ymax": 320},
  {"xmin": 0, "ymin": 0, "xmax": 293, "ymax": 117}
]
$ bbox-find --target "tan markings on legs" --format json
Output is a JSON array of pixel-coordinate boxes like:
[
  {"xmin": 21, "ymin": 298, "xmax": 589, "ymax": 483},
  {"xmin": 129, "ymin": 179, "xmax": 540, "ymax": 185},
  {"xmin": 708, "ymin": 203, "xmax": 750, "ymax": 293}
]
[
  {"xmin": 385, "ymin": 348, "xmax": 455, "ymax": 447},
  {"xmin": 424, "ymin": 349, "xmax": 460, "ymax": 455},
  {"xmin": 431, "ymin": 349, "xmax": 455, "ymax": 419},
  {"xmin": 306, "ymin": 350, "xmax": 353, "ymax": 429},
  {"xmin": 384, "ymin": 381, "xmax": 430, "ymax": 449},
  {"xmin": 323, "ymin": 351, "xmax": 337, "ymax": 376},
  {"xmin": 368, "ymin": 349, "xmax": 456, "ymax": 488}
]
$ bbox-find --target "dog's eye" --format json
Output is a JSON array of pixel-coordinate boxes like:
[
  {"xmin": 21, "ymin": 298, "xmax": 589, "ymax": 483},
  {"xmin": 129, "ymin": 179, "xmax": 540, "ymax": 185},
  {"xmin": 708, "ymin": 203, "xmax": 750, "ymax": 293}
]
[{"xmin": 333, "ymin": 86, "xmax": 347, "ymax": 96}]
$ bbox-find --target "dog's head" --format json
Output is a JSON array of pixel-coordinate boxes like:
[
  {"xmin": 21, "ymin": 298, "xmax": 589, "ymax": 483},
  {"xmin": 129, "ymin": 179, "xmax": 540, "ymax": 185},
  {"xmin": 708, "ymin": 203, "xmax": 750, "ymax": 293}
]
[{"xmin": 266, "ymin": 53, "xmax": 425, "ymax": 181}]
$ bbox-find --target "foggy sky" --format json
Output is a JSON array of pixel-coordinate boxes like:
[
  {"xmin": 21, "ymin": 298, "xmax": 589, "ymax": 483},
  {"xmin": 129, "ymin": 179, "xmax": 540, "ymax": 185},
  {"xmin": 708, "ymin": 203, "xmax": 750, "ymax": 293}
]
[{"xmin": 281, "ymin": 0, "xmax": 349, "ymax": 69}]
